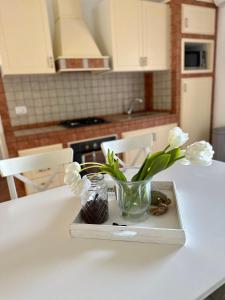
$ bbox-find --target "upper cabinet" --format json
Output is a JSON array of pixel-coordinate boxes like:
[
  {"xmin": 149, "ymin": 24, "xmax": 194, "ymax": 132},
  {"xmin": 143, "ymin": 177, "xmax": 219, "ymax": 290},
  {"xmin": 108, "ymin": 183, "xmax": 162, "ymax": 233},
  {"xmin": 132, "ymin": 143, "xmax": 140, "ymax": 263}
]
[
  {"xmin": 142, "ymin": 1, "xmax": 170, "ymax": 71},
  {"xmin": 182, "ymin": 4, "xmax": 216, "ymax": 35},
  {"xmin": 95, "ymin": 0, "xmax": 170, "ymax": 71},
  {"xmin": 0, "ymin": 0, "xmax": 55, "ymax": 75}
]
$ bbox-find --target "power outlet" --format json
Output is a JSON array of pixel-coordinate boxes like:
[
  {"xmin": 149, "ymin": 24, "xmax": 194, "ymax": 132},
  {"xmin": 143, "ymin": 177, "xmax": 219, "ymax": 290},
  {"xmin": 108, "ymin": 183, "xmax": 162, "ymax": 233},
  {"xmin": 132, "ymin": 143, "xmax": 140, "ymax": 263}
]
[{"xmin": 15, "ymin": 106, "xmax": 27, "ymax": 115}]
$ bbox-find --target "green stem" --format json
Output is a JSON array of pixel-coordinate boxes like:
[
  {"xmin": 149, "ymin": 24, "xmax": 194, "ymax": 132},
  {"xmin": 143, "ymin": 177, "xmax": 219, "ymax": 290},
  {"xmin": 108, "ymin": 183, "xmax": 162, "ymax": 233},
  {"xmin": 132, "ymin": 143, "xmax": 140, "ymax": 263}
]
[
  {"xmin": 81, "ymin": 166, "xmax": 102, "ymax": 172},
  {"xmin": 174, "ymin": 155, "xmax": 185, "ymax": 162},
  {"xmin": 163, "ymin": 144, "xmax": 170, "ymax": 152},
  {"xmin": 80, "ymin": 162, "xmax": 104, "ymax": 167}
]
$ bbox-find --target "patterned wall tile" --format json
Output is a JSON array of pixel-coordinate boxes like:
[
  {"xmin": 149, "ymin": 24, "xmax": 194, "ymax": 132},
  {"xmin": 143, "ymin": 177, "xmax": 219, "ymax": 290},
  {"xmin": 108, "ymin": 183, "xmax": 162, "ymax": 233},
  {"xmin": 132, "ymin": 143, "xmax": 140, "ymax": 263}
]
[{"xmin": 3, "ymin": 71, "xmax": 171, "ymax": 126}]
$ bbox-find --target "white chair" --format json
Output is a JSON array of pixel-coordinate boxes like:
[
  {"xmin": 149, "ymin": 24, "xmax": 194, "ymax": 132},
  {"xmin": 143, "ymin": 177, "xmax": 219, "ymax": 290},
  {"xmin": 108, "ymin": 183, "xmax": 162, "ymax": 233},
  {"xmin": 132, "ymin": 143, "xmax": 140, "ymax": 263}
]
[
  {"xmin": 0, "ymin": 148, "xmax": 73, "ymax": 200},
  {"xmin": 101, "ymin": 133, "xmax": 154, "ymax": 167}
]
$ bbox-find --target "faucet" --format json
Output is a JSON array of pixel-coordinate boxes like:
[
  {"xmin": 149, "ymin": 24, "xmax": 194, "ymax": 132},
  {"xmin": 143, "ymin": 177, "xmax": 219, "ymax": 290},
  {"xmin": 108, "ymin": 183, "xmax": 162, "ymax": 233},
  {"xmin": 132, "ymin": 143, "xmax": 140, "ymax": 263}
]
[{"xmin": 127, "ymin": 98, "xmax": 143, "ymax": 115}]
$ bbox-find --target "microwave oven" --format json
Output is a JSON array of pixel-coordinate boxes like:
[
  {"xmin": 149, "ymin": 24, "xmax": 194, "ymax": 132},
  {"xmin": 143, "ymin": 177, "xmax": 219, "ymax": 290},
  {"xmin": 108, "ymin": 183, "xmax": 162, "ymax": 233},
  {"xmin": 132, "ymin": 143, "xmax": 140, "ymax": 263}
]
[{"xmin": 185, "ymin": 49, "xmax": 207, "ymax": 69}]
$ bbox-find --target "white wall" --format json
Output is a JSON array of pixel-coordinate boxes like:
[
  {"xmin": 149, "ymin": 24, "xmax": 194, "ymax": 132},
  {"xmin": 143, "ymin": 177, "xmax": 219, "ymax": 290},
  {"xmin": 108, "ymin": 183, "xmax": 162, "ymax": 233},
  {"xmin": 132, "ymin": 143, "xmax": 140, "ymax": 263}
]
[{"xmin": 213, "ymin": 5, "xmax": 225, "ymax": 128}]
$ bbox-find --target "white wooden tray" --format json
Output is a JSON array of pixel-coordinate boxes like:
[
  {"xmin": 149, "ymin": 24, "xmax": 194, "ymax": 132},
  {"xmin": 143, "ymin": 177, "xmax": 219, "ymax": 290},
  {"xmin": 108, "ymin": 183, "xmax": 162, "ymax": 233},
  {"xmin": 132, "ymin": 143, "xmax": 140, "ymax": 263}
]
[{"xmin": 70, "ymin": 181, "xmax": 186, "ymax": 245}]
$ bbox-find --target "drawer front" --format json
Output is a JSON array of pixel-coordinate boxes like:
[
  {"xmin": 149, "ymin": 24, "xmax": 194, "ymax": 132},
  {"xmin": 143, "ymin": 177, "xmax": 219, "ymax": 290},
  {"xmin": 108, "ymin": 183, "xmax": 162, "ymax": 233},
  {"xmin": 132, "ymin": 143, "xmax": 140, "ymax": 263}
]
[
  {"xmin": 18, "ymin": 144, "xmax": 63, "ymax": 179},
  {"xmin": 18, "ymin": 143, "xmax": 63, "ymax": 157},
  {"xmin": 25, "ymin": 173, "xmax": 64, "ymax": 195},
  {"xmin": 24, "ymin": 165, "xmax": 64, "ymax": 180}
]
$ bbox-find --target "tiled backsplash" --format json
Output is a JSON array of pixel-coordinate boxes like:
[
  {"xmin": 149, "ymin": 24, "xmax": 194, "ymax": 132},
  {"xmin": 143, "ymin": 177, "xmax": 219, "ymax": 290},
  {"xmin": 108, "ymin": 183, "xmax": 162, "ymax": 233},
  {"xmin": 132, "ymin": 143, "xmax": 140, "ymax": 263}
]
[
  {"xmin": 153, "ymin": 71, "xmax": 171, "ymax": 110},
  {"xmin": 3, "ymin": 72, "xmax": 145, "ymax": 126},
  {"xmin": 3, "ymin": 71, "xmax": 171, "ymax": 127}
]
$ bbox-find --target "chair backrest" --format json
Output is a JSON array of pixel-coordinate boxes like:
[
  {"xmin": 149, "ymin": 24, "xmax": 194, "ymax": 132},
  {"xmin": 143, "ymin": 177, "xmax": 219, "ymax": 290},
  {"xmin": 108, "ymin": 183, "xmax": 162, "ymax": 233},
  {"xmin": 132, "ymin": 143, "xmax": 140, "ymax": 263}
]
[
  {"xmin": 0, "ymin": 116, "xmax": 8, "ymax": 159},
  {"xmin": 101, "ymin": 133, "xmax": 154, "ymax": 167},
  {"xmin": 0, "ymin": 148, "xmax": 73, "ymax": 200}
]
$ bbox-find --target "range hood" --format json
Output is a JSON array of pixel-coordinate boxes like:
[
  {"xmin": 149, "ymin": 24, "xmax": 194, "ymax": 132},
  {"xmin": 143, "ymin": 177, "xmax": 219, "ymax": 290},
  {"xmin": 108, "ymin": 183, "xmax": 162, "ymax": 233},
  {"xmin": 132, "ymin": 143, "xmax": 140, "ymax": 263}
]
[{"xmin": 54, "ymin": 0, "xmax": 110, "ymax": 72}]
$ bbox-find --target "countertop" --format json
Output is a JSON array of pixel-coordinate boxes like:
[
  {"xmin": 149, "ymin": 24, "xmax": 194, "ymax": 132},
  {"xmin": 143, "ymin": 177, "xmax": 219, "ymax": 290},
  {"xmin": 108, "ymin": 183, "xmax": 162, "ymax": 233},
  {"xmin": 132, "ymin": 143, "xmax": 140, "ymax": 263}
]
[
  {"xmin": 13, "ymin": 112, "xmax": 172, "ymax": 137},
  {"xmin": 8, "ymin": 111, "xmax": 177, "ymax": 156}
]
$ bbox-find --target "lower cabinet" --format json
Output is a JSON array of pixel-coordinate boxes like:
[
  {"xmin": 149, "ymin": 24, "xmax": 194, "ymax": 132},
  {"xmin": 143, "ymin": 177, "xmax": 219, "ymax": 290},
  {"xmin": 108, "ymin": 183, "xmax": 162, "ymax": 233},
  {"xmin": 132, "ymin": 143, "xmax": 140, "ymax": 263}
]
[
  {"xmin": 122, "ymin": 123, "xmax": 177, "ymax": 166},
  {"xmin": 181, "ymin": 77, "xmax": 212, "ymax": 145},
  {"xmin": 18, "ymin": 144, "xmax": 64, "ymax": 195}
]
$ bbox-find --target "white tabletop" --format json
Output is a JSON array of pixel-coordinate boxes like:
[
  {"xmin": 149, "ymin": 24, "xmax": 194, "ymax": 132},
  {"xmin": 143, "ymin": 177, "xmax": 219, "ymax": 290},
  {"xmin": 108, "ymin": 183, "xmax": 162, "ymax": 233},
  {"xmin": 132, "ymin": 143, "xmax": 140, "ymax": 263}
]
[{"xmin": 0, "ymin": 161, "xmax": 225, "ymax": 300}]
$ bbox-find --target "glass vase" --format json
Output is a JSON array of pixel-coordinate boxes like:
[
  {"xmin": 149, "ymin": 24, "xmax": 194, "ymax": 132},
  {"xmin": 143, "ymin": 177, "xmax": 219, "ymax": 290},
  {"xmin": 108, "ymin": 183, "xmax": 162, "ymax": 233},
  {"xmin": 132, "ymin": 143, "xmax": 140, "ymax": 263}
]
[{"xmin": 114, "ymin": 168, "xmax": 152, "ymax": 220}]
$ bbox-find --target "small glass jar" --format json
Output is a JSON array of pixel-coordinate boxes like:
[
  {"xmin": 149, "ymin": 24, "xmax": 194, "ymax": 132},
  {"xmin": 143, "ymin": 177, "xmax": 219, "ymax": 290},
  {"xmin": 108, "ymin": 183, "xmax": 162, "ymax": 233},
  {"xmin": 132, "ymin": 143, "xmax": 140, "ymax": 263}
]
[{"xmin": 81, "ymin": 174, "xmax": 109, "ymax": 224}]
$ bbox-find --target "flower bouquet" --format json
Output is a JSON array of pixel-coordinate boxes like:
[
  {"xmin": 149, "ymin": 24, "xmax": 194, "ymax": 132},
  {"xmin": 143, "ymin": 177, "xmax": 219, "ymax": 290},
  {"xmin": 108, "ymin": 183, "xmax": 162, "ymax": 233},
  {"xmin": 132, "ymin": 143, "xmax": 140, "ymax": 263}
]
[{"xmin": 65, "ymin": 127, "xmax": 214, "ymax": 220}]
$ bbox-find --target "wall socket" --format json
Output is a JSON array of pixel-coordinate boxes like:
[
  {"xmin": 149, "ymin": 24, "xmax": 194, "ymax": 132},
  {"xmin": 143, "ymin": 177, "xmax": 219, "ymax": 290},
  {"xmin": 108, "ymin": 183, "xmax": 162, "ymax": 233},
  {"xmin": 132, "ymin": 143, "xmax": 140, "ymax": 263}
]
[{"xmin": 15, "ymin": 106, "xmax": 27, "ymax": 115}]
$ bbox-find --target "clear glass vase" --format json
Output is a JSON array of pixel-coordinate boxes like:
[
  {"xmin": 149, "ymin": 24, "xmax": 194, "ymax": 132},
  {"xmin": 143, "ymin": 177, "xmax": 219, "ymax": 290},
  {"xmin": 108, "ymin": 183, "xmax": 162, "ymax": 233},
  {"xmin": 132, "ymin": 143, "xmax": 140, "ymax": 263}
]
[{"xmin": 114, "ymin": 168, "xmax": 152, "ymax": 220}]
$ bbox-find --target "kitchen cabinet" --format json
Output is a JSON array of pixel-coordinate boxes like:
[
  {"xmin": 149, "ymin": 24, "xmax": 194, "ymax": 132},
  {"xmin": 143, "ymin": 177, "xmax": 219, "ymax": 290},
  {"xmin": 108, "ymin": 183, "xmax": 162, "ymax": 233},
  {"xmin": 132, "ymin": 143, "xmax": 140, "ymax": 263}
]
[
  {"xmin": 122, "ymin": 123, "xmax": 177, "ymax": 166},
  {"xmin": 18, "ymin": 144, "xmax": 64, "ymax": 195},
  {"xmin": 142, "ymin": 1, "xmax": 170, "ymax": 71},
  {"xmin": 182, "ymin": 4, "xmax": 216, "ymax": 35},
  {"xmin": 181, "ymin": 77, "xmax": 212, "ymax": 144},
  {"xmin": 0, "ymin": 0, "xmax": 55, "ymax": 75},
  {"xmin": 95, "ymin": 0, "xmax": 170, "ymax": 71}
]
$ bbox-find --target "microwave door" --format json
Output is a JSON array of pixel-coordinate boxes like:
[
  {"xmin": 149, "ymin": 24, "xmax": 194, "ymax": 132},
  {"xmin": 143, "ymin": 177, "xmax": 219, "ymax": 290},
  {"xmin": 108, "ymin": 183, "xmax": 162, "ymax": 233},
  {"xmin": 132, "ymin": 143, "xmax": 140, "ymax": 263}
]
[{"xmin": 185, "ymin": 51, "xmax": 200, "ymax": 68}]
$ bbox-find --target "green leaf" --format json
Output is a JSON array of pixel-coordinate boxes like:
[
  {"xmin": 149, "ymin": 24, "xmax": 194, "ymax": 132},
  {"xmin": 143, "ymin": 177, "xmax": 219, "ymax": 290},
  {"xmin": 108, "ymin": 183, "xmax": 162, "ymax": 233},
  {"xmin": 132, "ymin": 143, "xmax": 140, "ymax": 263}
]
[
  {"xmin": 107, "ymin": 149, "xmax": 111, "ymax": 165},
  {"xmin": 146, "ymin": 154, "xmax": 171, "ymax": 179},
  {"xmin": 131, "ymin": 154, "xmax": 151, "ymax": 182},
  {"xmin": 100, "ymin": 165, "xmax": 127, "ymax": 182},
  {"xmin": 167, "ymin": 148, "xmax": 183, "ymax": 168},
  {"xmin": 134, "ymin": 151, "xmax": 164, "ymax": 181}
]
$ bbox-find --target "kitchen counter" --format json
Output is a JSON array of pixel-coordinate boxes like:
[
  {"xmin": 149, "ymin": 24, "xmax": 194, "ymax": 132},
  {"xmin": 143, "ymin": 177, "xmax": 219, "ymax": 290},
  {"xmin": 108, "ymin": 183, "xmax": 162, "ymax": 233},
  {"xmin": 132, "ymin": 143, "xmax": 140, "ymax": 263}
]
[
  {"xmin": 13, "ymin": 112, "xmax": 167, "ymax": 137},
  {"xmin": 9, "ymin": 112, "xmax": 177, "ymax": 157}
]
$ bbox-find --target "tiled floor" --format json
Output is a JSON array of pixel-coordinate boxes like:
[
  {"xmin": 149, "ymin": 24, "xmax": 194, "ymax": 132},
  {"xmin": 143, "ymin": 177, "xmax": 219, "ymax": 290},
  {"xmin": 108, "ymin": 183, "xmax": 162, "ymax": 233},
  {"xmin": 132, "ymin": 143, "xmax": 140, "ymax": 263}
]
[{"xmin": 0, "ymin": 177, "xmax": 10, "ymax": 202}]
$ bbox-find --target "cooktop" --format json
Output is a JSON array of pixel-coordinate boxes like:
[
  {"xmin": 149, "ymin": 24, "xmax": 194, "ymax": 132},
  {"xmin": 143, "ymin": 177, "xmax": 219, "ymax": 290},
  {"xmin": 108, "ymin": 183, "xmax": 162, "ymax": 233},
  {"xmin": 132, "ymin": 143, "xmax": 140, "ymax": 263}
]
[{"xmin": 61, "ymin": 117, "xmax": 108, "ymax": 128}]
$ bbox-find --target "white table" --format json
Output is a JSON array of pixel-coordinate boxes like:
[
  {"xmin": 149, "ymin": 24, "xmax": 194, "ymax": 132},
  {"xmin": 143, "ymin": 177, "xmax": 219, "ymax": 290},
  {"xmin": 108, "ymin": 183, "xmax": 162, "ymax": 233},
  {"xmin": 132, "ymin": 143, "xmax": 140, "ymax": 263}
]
[{"xmin": 0, "ymin": 161, "xmax": 225, "ymax": 300}]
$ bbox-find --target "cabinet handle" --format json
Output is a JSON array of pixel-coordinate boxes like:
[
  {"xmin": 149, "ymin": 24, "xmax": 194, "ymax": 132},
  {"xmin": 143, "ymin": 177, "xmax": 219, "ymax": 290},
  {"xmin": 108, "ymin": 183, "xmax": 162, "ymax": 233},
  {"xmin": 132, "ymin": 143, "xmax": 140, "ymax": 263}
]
[
  {"xmin": 184, "ymin": 17, "xmax": 188, "ymax": 28},
  {"xmin": 143, "ymin": 57, "xmax": 148, "ymax": 66},
  {"xmin": 47, "ymin": 56, "xmax": 54, "ymax": 69},
  {"xmin": 139, "ymin": 57, "xmax": 148, "ymax": 67},
  {"xmin": 183, "ymin": 83, "xmax": 187, "ymax": 93}
]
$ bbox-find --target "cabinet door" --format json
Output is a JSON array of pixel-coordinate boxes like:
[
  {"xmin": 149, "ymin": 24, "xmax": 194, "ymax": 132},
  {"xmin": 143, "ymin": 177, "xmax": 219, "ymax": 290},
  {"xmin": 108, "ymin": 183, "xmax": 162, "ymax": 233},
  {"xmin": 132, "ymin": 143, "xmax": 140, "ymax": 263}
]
[
  {"xmin": 142, "ymin": 1, "xmax": 170, "ymax": 70},
  {"xmin": 122, "ymin": 123, "xmax": 177, "ymax": 166},
  {"xmin": 111, "ymin": 0, "xmax": 143, "ymax": 71},
  {"xmin": 0, "ymin": 0, "xmax": 55, "ymax": 75},
  {"xmin": 182, "ymin": 5, "xmax": 216, "ymax": 35},
  {"xmin": 181, "ymin": 77, "xmax": 212, "ymax": 144}
]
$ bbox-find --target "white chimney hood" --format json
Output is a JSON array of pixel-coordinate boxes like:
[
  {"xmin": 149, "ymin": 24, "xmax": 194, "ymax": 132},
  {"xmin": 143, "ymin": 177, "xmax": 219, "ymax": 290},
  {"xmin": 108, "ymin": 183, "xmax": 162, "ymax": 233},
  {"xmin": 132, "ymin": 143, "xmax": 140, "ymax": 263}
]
[{"xmin": 54, "ymin": 0, "xmax": 110, "ymax": 72}]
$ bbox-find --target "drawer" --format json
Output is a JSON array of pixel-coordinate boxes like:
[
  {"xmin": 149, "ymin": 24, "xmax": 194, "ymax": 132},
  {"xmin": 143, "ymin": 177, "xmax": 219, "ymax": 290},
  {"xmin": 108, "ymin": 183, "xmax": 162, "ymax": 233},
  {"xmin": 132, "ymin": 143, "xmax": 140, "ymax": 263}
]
[
  {"xmin": 24, "ymin": 165, "xmax": 64, "ymax": 180},
  {"xmin": 25, "ymin": 174, "xmax": 63, "ymax": 195},
  {"xmin": 18, "ymin": 143, "xmax": 63, "ymax": 157},
  {"xmin": 18, "ymin": 144, "xmax": 64, "ymax": 179}
]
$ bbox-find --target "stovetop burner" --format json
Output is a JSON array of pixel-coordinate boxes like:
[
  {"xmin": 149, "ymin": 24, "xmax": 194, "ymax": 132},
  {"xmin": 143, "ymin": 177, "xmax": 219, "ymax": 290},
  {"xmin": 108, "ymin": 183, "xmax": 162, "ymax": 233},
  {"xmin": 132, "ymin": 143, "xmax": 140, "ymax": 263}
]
[{"xmin": 61, "ymin": 117, "xmax": 108, "ymax": 128}]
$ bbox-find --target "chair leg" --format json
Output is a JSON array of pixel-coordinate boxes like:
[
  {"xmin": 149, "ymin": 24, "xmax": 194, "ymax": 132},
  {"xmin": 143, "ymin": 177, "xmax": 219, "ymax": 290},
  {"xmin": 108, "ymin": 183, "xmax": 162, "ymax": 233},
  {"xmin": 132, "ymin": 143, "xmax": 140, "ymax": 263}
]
[{"xmin": 6, "ymin": 176, "xmax": 18, "ymax": 200}]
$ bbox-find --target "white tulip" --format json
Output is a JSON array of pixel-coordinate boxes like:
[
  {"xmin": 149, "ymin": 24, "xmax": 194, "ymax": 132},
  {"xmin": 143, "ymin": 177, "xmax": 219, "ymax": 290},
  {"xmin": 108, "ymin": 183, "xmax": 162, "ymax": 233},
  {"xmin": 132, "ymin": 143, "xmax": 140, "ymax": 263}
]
[
  {"xmin": 70, "ymin": 177, "xmax": 91, "ymax": 196},
  {"xmin": 64, "ymin": 170, "xmax": 80, "ymax": 185},
  {"xmin": 168, "ymin": 127, "xmax": 189, "ymax": 149},
  {"xmin": 184, "ymin": 141, "xmax": 214, "ymax": 166},
  {"xmin": 65, "ymin": 162, "xmax": 81, "ymax": 174}
]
